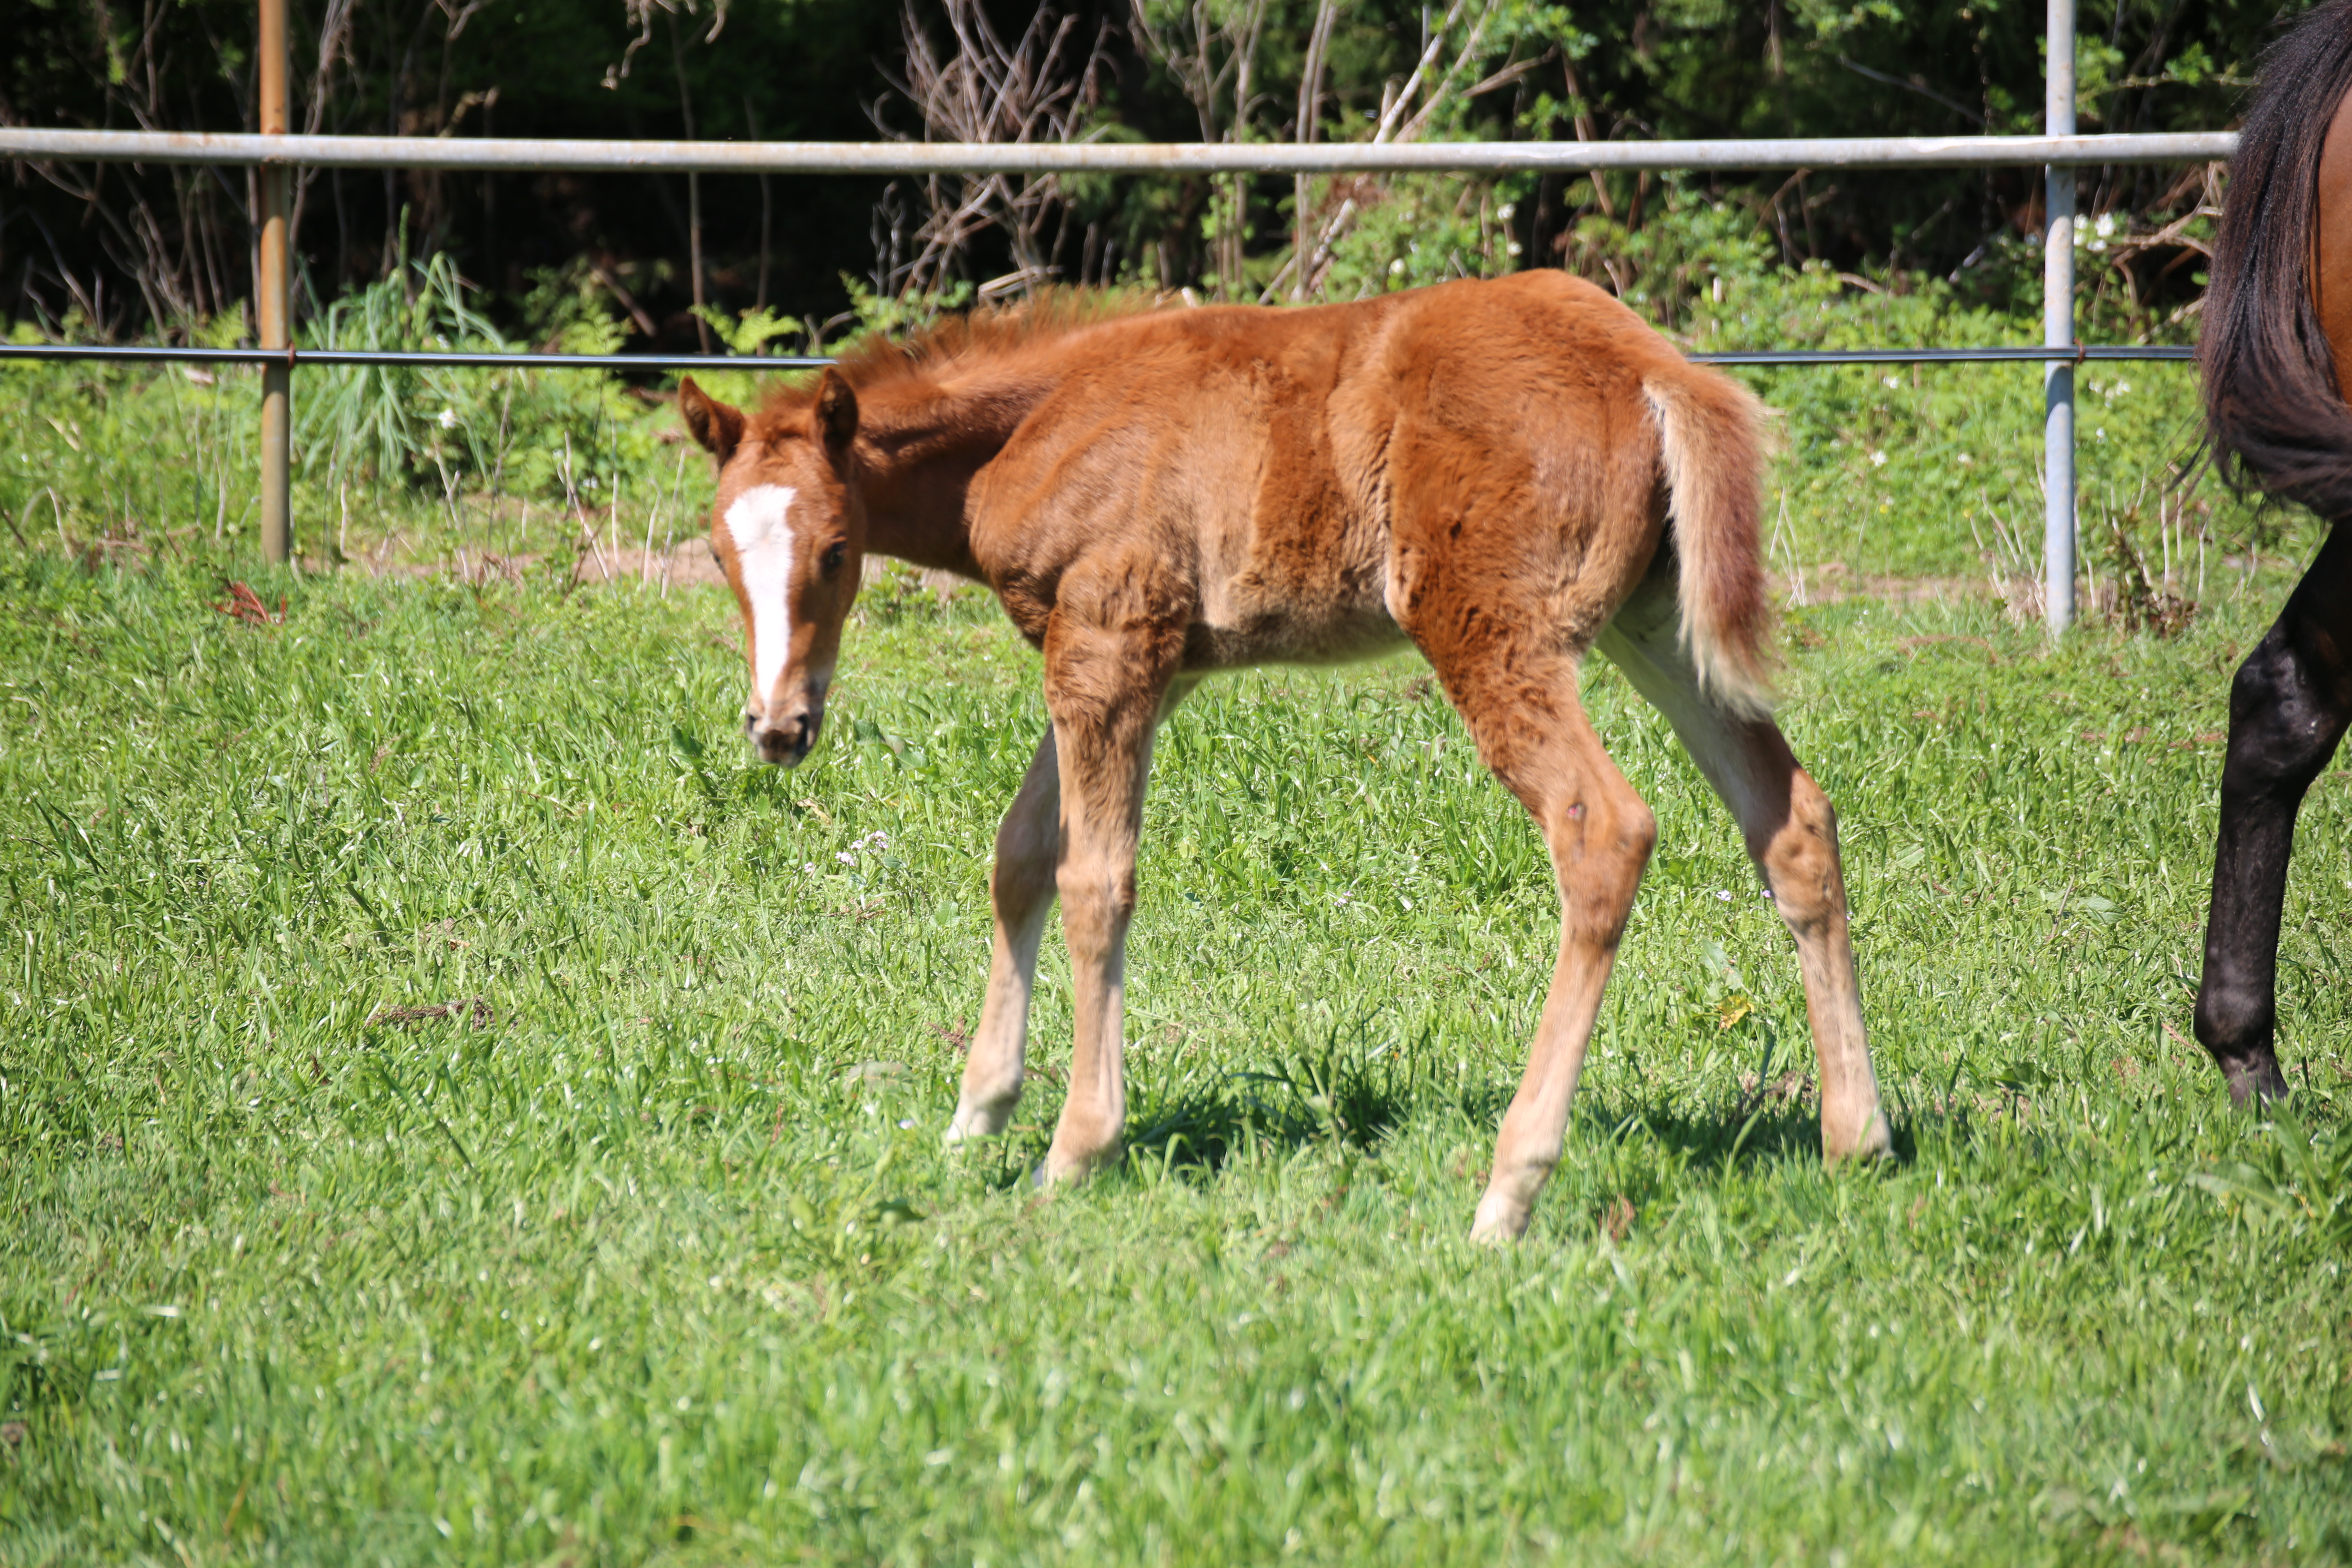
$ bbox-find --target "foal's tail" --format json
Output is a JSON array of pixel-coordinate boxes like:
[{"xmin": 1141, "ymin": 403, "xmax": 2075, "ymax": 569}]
[
  {"xmin": 2202, "ymin": 0, "xmax": 2352, "ymax": 522},
  {"xmin": 1645, "ymin": 366, "xmax": 1775, "ymax": 716}
]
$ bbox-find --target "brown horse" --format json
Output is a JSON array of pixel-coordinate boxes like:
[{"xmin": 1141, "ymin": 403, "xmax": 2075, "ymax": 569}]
[
  {"xmin": 2195, "ymin": 0, "xmax": 2352, "ymax": 1104},
  {"xmin": 680, "ymin": 271, "xmax": 1888, "ymax": 1241}
]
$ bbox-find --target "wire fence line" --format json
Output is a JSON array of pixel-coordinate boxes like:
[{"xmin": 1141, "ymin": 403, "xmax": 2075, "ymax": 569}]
[{"xmin": 0, "ymin": 345, "xmax": 834, "ymax": 372}]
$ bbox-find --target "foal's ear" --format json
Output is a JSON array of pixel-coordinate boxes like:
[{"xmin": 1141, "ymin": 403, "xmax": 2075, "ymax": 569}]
[
  {"xmin": 812, "ymin": 368, "xmax": 860, "ymax": 460},
  {"xmin": 677, "ymin": 376, "xmax": 746, "ymax": 465}
]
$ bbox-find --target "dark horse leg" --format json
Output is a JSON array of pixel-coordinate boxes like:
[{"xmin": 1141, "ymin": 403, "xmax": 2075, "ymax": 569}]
[{"xmin": 2195, "ymin": 523, "xmax": 2352, "ymax": 1102}]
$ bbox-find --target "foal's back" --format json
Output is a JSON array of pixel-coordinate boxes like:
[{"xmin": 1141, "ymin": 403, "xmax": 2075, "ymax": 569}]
[{"xmin": 966, "ymin": 272, "xmax": 1693, "ymax": 673}]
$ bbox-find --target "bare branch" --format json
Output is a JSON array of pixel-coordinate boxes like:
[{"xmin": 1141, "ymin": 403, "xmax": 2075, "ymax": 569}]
[{"xmin": 875, "ymin": 0, "xmax": 1110, "ymax": 298}]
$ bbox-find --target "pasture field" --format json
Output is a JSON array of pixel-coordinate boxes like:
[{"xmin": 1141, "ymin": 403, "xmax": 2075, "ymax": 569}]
[{"xmin": 3, "ymin": 530, "xmax": 2350, "ymax": 1567}]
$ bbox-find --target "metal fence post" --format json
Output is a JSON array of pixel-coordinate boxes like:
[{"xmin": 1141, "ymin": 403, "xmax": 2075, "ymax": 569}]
[
  {"xmin": 2043, "ymin": 0, "xmax": 2076, "ymax": 633},
  {"xmin": 257, "ymin": 0, "xmax": 292, "ymax": 564}
]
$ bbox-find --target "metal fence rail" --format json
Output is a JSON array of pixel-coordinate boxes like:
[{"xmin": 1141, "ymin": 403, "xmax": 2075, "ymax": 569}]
[
  {"xmin": 0, "ymin": 0, "xmax": 2227, "ymax": 629},
  {"xmin": 0, "ymin": 344, "xmax": 2198, "ymax": 372},
  {"xmin": 0, "ymin": 127, "xmax": 2236, "ymax": 176}
]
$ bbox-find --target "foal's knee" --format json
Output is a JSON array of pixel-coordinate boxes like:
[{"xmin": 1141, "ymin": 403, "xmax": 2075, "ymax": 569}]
[
  {"xmin": 992, "ymin": 842, "xmax": 1056, "ymax": 921},
  {"xmin": 991, "ymin": 813, "xmax": 1059, "ymax": 922},
  {"xmin": 1056, "ymin": 856, "xmax": 1137, "ymax": 955}
]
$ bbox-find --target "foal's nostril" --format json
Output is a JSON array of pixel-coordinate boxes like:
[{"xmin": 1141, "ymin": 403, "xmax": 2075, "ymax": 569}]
[{"xmin": 748, "ymin": 710, "xmax": 818, "ymax": 766}]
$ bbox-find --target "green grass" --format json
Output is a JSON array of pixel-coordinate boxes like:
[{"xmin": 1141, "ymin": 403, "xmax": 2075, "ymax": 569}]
[{"xmin": 3, "ymin": 537, "xmax": 2349, "ymax": 1566}]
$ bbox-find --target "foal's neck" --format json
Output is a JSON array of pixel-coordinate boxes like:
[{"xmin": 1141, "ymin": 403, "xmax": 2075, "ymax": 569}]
[{"xmin": 858, "ymin": 359, "xmax": 1056, "ymax": 580}]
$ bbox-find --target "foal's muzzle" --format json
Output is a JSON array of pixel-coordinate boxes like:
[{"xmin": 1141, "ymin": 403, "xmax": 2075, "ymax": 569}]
[{"xmin": 746, "ymin": 705, "xmax": 821, "ymax": 767}]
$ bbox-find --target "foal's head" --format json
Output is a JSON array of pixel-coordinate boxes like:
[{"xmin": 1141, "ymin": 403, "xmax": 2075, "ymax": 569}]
[{"xmin": 678, "ymin": 372, "xmax": 864, "ymax": 766}]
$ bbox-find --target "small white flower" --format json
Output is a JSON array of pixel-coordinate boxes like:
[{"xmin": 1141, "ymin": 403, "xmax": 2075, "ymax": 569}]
[
  {"xmin": 1506, "ymin": 241, "xmax": 1523, "ymax": 257},
  {"xmin": 1389, "ymin": 258, "xmax": 1406, "ymax": 276},
  {"xmin": 1957, "ymin": 452, "xmax": 1973, "ymax": 466},
  {"xmin": 1869, "ymin": 450, "xmax": 1889, "ymax": 468},
  {"xmin": 2094, "ymin": 212, "xmax": 2116, "ymax": 238},
  {"xmin": 801, "ymin": 862, "xmax": 817, "ymax": 875},
  {"xmin": 898, "ymin": 1118, "xmax": 915, "ymax": 1129},
  {"xmin": 436, "ymin": 408, "xmax": 458, "ymax": 430},
  {"xmin": 1497, "ymin": 202, "xmax": 1516, "ymax": 221},
  {"xmin": 1884, "ymin": 375, "xmax": 1900, "ymax": 389},
  {"xmin": 836, "ymin": 851, "xmax": 857, "ymax": 865},
  {"xmin": 1715, "ymin": 890, "xmax": 1734, "ymax": 902},
  {"xmin": 2089, "ymin": 239, "xmax": 2108, "ymax": 253}
]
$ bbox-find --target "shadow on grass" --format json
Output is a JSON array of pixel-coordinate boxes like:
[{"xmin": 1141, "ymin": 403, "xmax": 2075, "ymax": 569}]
[
  {"xmin": 1582, "ymin": 1084, "xmax": 1965, "ymax": 1171},
  {"xmin": 1116, "ymin": 1047, "xmax": 1956, "ymax": 1192},
  {"xmin": 1113, "ymin": 1025, "xmax": 1505, "ymax": 1180}
]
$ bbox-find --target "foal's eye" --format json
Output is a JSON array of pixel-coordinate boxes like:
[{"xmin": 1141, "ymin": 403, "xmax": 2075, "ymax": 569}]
[{"xmin": 820, "ymin": 541, "xmax": 847, "ymax": 577}]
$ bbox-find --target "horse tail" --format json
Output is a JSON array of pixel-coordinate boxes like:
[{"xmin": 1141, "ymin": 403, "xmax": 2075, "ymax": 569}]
[
  {"xmin": 1645, "ymin": 365, "xmax": 1775, "ymax": 716},
  {"xmin": 2202, "ymin": 0, "xmax": 2352, "ymax": 522}
]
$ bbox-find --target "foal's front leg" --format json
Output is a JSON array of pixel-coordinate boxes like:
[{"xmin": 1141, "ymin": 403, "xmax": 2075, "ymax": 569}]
[
  {"xmin": 1036, "ymin": 639, "xmax": 1178, "ymax": 1185},
  {"xmin": 947, "ymin": 729, "xmax": 1061, "ymax": 1141}
]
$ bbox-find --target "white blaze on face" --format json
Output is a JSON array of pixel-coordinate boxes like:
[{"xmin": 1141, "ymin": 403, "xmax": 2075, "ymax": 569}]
[{"xmin": 723, "ymin": 483, "xmax": 799, "ymax": 713}]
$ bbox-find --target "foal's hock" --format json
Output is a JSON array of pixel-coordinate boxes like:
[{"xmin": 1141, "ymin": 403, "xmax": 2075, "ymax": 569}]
[{"xmin": 683, "ymin": 273, "xmax": 1889, "ymax": 1240}]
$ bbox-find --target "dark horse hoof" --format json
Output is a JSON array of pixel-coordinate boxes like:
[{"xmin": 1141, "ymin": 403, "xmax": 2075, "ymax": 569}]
[{"xmin": 2218, "ymin": 1052, "xmax": 2291, "ymax": 1107}]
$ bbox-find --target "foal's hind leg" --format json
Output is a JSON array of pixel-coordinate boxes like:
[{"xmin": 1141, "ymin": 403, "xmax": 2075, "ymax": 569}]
[
  {"xmin": 947, "ymin": 729, "xmax": 1060, "ymax": 1142},
  {"xmin": 2196, "ymin": 523, "xmax": 2352, "ymax": 1104},
  {"xmin": 1595, "ymin": 570, "xmax": 1888, "ymax": 1163},
  {"xmin": 1411, "ymin": 641, "xmax": 1657, "ymax": 1242}
]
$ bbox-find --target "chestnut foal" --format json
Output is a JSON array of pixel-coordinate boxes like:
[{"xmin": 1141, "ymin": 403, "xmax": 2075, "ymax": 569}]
[{"xmin": 682, "ymin": 273, "xmax": 1887, "ymax": 1241}]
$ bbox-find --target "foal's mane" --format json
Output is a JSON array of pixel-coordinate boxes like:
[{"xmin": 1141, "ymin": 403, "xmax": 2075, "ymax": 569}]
[{"xmin": 753, "ymin": 291, "xmax": 1161, "ymax": 433}]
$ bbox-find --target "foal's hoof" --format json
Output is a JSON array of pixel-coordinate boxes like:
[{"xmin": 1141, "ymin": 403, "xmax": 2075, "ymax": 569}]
[
  {"xmin": 1027, "ymin": 1160, "xmax": 1088, "ymax": 1193},
  {"xmin": 1034, "ymin": 1140, "xmax": 1119, "ymax": 1189},
  {"xmin": 944, "ymin": 1098, "xmax": 1014, "ymax": 1144},
  {"xmin": 1821, "ymin": 1106, "xmax": 1893, "ymax": 1165},
  {"xmin": 1468, "ymin": 1192, "xmax": 1530, "ymax": 1245}
]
